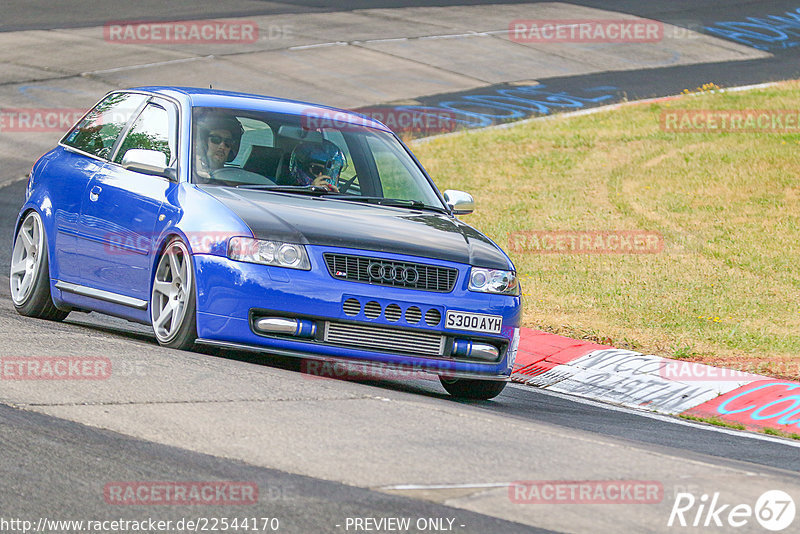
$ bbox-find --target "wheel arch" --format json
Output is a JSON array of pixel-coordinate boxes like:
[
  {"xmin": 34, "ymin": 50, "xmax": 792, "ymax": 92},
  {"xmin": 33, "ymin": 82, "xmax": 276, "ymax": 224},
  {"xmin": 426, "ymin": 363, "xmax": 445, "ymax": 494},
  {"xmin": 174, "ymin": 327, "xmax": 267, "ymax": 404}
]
[
  {"xmin": 149, "ymin": 230, "xmax": 193, "ymax": 290},
  {"xmin": 147, "ymin": 184, "xmax": 254, "ymax": 301},
  {"xmin": 12, "ymin": 203, "xmax": 60, "ymax": 285}
]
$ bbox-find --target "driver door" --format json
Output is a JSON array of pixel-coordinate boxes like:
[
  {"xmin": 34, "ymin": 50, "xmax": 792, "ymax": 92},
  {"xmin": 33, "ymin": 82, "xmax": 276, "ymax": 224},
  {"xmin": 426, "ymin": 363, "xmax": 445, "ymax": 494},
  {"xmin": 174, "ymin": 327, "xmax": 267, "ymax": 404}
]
[{"xmin": 77, "ymin": 98, "xmax": 178, "ymax": 302}]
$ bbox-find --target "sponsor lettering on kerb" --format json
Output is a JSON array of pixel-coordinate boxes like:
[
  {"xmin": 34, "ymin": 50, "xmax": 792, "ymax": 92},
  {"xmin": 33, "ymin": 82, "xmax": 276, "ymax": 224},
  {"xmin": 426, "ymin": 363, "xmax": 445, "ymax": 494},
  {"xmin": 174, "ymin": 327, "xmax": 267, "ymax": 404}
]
[{"xmin": 717, "ymin": 382, "xmax": 800, "ymax": 429}]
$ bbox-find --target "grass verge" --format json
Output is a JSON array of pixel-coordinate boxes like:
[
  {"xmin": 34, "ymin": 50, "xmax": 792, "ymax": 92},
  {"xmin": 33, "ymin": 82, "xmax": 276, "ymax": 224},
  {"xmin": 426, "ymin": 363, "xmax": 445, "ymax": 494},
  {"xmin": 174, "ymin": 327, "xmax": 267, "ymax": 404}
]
[
  {"xmin": 413, "ymin": 80, "xmax": 800, "ymax": 378},
  {"xmin": 679, "ymin": 414, "xmax": 746, "ymax": 430},
  {"xmin": 761, "ymin": 427, "xmax": 800, "ymax": 440}
]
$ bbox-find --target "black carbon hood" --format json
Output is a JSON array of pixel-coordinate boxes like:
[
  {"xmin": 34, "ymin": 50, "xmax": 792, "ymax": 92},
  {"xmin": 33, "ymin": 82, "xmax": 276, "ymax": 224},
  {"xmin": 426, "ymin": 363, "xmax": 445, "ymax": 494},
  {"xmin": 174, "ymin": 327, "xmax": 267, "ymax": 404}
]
[{"xmin": 199, "ymin": 186, "xmax": 513, "ymax": 270}]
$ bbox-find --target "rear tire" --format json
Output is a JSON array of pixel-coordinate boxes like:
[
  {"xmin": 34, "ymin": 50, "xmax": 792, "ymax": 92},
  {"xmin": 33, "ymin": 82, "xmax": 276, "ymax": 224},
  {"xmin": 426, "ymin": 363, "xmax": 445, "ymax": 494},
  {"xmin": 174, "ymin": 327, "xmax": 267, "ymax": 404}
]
[
  {"xmin": 10, "ymin": 210, "xmax": 69, "ymax": 321},
  {"xmin": 150, "ymin": 238, "xmax": 197, "ymax": 350},
  {"xmin": 439, "ymin": 376, "xmax": 507, "ymax": 400}
]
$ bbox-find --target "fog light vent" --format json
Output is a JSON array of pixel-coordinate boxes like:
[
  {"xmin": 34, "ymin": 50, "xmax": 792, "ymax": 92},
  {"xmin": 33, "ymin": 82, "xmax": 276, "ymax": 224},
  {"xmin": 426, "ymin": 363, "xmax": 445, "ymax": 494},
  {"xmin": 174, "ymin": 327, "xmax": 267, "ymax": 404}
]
[
  {"xmin": 425, "ymin": 308, "xmax": 442, "ymax": 327},
  {"xmin": 405, "ymin": 306, "xmax": 422, "ymax": 324},
  {"xmin": 385, "ymin": 304, "xmax": 402, "ymax": 322},
  {"xmin": 364, "ymin": 301, "xmax": 382, "ymax": 319},
  {"xmin": 343, "ymin": 298, "xmax": 361, "ymax": 316}
]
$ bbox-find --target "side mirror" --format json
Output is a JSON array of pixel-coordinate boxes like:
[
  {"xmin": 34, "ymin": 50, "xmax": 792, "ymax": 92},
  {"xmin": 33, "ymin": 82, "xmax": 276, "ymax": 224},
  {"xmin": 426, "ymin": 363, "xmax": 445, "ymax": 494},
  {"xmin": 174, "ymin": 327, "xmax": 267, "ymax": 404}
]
[
  {"xmin": 443, "ymin": 189, "xmax": 474, "ymax": 215},
  {"xmin": 121, "ymin": 149, "xmax": 176, "ymax": 180}
]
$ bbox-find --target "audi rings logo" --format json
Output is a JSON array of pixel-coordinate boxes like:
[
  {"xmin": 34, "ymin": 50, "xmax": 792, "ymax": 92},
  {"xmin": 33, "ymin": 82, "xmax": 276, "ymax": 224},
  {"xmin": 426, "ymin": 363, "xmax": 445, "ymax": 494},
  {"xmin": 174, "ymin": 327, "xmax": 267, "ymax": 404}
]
[{"xmin": 368, "ymin": 262, "xmax": 419, "ymax": 284}]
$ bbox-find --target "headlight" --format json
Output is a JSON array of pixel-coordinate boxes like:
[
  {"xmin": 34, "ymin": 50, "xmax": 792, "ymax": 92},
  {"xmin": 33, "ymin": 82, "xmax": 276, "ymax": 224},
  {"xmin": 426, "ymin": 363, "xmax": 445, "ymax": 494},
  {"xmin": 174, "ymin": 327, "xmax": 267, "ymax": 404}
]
[
  {"xmin": 228, "ymin": 237, "xmax": 311, "ymax": 270},
  {"xmin": 468, "ymin": 267, "xmax": 519, "ymax": 295}
]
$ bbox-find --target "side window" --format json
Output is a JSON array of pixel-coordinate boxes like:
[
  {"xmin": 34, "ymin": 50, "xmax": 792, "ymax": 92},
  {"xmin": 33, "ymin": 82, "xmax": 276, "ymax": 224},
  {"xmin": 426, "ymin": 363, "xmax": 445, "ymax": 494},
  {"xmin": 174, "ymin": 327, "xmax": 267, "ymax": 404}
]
[
  {"xmin": 366, "ymin": 136, "xmax": 409, "ymax": 198},
  {"xmin": 62, "ymin": 93, "xmax": 147, "ymax": 159},
  {"xmin": 113, "ymin": 103, "xmax": 173, "ymax": 166},
  {"xmin": 365, "ymin": 135, "xmax": 440, "ymax": 205}
]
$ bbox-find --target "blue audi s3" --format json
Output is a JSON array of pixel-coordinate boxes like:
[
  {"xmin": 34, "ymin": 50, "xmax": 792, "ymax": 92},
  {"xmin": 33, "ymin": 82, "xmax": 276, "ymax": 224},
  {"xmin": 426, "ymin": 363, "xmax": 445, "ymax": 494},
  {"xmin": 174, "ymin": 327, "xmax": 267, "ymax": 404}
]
[{"xmin": 9, "ymin": 87, "xmax": 521, "ymax": 399}]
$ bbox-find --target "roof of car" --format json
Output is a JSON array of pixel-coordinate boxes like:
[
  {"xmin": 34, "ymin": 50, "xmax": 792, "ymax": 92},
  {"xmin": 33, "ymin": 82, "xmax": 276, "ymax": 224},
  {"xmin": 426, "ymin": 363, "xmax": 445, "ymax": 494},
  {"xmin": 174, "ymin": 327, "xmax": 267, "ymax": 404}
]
[{"xmin": 133, "ymin": 86, "xmax": 391, "ymax": 133}]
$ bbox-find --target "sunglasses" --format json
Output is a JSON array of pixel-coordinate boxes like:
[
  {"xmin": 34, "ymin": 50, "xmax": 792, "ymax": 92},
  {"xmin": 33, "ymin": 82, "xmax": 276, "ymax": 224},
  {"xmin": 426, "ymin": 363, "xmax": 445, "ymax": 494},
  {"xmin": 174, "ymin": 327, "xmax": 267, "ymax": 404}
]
[{"xmin": 208, "ymin": 134, "xmax": 234, "ymax": 147}]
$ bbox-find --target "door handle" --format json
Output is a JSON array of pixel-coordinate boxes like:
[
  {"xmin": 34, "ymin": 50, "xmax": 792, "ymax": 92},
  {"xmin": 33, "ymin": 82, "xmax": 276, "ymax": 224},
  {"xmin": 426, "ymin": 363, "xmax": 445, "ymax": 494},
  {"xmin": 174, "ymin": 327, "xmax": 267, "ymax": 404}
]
[{"xmin": 89, "ymin": 185, "xmax": 102, "ymax": 202}]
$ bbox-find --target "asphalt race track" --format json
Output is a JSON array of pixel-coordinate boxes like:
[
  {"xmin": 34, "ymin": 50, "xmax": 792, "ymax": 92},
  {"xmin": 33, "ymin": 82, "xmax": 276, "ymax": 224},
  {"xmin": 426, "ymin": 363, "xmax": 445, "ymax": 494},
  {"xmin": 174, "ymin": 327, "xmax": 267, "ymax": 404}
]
[{"xmin": 2, "ymin": 2, "xmax": 800, "ymax": 533}]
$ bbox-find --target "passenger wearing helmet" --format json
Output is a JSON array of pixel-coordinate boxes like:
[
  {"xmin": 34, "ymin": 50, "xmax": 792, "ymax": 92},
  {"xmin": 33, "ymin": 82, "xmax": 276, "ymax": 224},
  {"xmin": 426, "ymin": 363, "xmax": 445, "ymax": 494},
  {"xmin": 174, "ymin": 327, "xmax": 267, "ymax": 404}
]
[
  {"xmin": 286, "ymin": 140, "xmax": 346, "ymax": 192},
  {"xmin": 194, "ymin": 113, "xmax": 244, "ymax": 180}
]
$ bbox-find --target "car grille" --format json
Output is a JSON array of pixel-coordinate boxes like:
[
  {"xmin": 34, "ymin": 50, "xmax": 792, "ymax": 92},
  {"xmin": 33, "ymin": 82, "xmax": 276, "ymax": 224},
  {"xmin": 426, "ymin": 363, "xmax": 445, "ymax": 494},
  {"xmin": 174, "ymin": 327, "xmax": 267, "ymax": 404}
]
[
  {"xmin": 323, "ymin": 253, "xmax": 458, "ymax": 292},
  {"xmin": 324, "ymin": 322, "xmax": 445, "ymax": 357}
]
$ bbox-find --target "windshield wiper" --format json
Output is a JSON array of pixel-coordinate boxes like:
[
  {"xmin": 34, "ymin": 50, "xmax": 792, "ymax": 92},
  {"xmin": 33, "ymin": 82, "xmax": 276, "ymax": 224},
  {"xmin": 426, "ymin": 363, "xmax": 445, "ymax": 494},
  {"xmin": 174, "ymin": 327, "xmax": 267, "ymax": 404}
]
[
  {"xmin": 327, "ymin": 196, "xmax": 448, "ymax": 213},
  {"xmin": 234, "ymin": 187, "xmax": 448, "ymax": 212},
  {"xmin": 236, "ymin": 184, "xmax": 333, "ymax": 195}
]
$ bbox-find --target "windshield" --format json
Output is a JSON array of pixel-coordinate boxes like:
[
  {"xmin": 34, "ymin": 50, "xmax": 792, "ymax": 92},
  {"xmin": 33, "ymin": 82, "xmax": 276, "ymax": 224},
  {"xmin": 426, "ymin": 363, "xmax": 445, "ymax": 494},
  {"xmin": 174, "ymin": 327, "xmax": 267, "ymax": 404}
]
[{"xmin": 191, "ymin": 107, "xmax": 445, "ymax": 209}]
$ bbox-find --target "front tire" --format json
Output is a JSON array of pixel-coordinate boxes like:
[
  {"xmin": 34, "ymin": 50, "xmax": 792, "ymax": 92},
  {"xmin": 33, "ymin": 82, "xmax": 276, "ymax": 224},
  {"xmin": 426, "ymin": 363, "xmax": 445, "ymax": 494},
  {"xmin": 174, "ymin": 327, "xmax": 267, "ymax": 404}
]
[
  {"xmin": 10, "ymin": 210, "xmax": 69, "ymax": 321},
  {"xmin": 151, "ymin": 238, "xmax": 197, "ymax": 350},
  {"xmin": 439, "ymin": 376, "xmax": 507, "ymax": 400}
]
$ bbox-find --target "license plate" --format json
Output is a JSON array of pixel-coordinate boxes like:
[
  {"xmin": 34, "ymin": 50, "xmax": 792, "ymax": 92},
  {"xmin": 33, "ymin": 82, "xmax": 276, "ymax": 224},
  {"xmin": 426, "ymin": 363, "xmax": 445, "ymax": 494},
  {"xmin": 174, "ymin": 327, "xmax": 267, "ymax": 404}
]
[{"xmin": 445, "ymin": 311, "xmax": 503, "ymax": 334}]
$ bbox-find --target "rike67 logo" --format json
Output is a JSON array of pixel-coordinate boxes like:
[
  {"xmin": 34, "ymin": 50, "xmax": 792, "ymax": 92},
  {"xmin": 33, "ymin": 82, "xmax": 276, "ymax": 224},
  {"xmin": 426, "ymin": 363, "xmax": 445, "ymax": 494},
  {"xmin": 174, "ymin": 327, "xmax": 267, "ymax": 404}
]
[{"xmin": 668, "ymin": 490, "xmax": 795, "ymax": 531}]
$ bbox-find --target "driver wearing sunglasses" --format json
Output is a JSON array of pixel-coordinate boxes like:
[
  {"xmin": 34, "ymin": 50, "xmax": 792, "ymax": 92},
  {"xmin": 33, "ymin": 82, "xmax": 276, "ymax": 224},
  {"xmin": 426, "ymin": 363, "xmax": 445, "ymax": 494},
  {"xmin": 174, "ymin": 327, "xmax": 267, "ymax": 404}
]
[{"xmin": 194, "ymin": 113, "xmax": 244, "ymax": 180}]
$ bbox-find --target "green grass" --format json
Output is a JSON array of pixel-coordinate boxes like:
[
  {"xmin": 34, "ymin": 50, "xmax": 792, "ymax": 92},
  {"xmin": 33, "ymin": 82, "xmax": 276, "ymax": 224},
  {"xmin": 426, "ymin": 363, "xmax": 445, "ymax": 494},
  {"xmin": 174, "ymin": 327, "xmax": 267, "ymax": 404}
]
[
  {"xmin": 762, "ymin": 427, "xmax": 800, "ymax": 440},
  {"xmin": 412, "ymin": 80, "xmax": 800, "ymax": 376},
  {"xmin": 672, "ymin": 345, "xmax": 697, "ymax": 360},
  {"xmin": 679, "ymin": 414, "xmax": 746, "ymax": 430}
]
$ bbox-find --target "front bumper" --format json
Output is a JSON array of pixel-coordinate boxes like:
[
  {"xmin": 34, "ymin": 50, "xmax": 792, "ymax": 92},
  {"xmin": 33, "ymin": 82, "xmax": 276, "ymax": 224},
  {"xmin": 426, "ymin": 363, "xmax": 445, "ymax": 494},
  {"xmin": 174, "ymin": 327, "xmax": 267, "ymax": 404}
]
[{"xmin": 193, "ymin": 246, "xmax": 522, "ymax": 379}]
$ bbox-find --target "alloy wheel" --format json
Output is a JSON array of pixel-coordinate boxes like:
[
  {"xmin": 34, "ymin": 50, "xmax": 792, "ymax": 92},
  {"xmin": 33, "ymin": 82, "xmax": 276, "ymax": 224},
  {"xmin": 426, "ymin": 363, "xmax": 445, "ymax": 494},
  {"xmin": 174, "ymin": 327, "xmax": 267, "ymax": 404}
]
[
  {"xmin": 10, "ymin": 212, "xmax": 45, "ymax": 305},
  {"xmin": 151, "ymin": 240, "xmax": 193, "ymax": 343}
]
